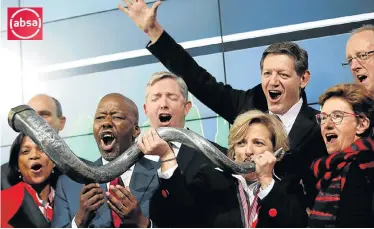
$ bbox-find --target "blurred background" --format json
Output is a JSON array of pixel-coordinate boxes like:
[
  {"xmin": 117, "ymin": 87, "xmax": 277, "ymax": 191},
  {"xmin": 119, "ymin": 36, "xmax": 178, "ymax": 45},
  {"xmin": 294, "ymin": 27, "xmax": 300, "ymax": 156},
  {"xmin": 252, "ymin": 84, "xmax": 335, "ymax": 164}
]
[{"xmin": 1, "ymin": 0, "xmax": 374, "ymax": 162}]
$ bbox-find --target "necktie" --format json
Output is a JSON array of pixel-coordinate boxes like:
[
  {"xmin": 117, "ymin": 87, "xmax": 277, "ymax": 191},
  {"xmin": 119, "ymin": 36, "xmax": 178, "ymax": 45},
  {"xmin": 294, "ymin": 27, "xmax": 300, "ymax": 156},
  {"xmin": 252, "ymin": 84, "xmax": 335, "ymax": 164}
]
[
  {"xmin": 238, "ymin": 182, "xmax": 249, "ymax": 227},
  {"xmin": 110, "ymin": 177, "xmax": 122, "ymax": 228},
  {"xmin": 248, "ymin": 186, "xmax": 260, "ymax": 228},
  {"xmin": 238, "ymin": 182, "xmax": 260, "ymax": 228}
]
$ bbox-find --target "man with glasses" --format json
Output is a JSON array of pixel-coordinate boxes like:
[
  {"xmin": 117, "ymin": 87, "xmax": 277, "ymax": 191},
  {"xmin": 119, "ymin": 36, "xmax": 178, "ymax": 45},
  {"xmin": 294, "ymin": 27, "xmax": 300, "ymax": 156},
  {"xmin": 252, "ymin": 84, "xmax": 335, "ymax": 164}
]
[{"xmin": 345, "ymin": 25, "xmax": 374, "ymax": 94}]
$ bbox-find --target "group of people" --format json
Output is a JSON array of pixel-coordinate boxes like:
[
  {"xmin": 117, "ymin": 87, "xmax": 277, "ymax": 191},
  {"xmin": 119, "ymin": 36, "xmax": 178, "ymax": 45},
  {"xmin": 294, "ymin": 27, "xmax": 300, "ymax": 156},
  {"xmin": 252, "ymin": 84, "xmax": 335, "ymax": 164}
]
[{"xmin": 1, "ymin": 0, "xmax": 374, "ymax": 227}]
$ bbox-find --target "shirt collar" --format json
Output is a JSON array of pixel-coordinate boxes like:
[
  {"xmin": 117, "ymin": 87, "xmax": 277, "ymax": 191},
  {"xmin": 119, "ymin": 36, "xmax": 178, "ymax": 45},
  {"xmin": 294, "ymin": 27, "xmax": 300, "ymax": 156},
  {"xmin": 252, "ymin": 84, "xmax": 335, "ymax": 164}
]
[{"xmin": 269, "ymin": 97, "xmax": 303, "ymax": 128}]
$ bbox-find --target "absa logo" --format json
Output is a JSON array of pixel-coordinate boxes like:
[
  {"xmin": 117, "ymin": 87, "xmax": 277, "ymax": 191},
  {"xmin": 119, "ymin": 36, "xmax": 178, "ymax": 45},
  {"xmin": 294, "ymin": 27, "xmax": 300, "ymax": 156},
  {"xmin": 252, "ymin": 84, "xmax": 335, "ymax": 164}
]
[{"xmin": 7, "ymin": 7, "xmax": 43, "ymax": 40}]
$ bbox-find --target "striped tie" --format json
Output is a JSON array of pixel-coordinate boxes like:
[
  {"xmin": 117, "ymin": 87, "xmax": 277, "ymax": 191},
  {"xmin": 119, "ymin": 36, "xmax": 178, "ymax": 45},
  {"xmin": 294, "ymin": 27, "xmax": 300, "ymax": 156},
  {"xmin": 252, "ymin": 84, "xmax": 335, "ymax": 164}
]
[
  {"xmin": 238, "ymin": 182, "xmax": 249, "ymax": 228},
  {"xmin": 248, "ymin": 186, "xmax": 260, "ymax": 227}
]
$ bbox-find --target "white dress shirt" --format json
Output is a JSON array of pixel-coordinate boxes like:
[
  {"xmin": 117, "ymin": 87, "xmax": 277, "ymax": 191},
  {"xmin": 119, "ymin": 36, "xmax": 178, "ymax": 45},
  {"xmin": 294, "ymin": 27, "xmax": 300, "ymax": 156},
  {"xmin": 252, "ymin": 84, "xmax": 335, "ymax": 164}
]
[
  {"xmin": 269, "ymin": 98, "xmax": 303, "ymax": 135},
  {"xmin": 72, "ymin": 158, "xmax": 135, "ymax": 228}
]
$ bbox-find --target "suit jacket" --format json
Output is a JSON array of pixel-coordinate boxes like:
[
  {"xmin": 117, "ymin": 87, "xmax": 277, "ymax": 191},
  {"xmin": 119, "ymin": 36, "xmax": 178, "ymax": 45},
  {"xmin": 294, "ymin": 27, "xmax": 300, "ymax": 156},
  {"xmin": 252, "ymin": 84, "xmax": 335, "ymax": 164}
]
[
  {"xmin": 1, "ymin": 162, "xmax": 11, "ymax": 190},
  {"xmin": 150, "ymin": 143, "xmax": 227, "ymax": 227},
  {"xmin": 147, "ymin": 31, "xmax": 328, "ymax": 207},
  {"xmin": 153, "ymin": 164, "xmax": 307, "ymax": 228},
  {"xmin": 1, "ymin": 182, "xmax": 51, "ymax": 228},
  {"xmin": 51, "ymin": 157, "xmax": 159, "ymax": 228}
]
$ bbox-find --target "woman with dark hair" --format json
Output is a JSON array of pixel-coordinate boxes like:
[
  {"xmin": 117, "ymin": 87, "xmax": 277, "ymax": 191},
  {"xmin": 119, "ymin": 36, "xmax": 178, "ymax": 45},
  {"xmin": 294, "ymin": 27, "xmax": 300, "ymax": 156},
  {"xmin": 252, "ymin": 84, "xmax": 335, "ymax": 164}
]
[
  {"xmin": 1, "ymin": 133, "xmax": 59, "ymax": 228},
  {"xmin": 309, "ymin": 83, "xmax": 374, "ymax": 227}
]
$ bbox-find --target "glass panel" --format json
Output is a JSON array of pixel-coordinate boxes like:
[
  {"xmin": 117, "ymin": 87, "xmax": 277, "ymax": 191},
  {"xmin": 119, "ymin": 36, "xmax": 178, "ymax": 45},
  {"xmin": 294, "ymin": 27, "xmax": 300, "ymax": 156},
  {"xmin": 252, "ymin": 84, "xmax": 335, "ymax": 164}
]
[
  {"xmin": 219, "ymin": 0, "xmax": 374, "ymax": 35},
  {"xmin": 21, "ymin": 52, "xmax": 225, "ymax": 139},
  {"xmin": 1, "ymin": 31, "xmax": 23, "ymax": 146},
  {"xmin": 21, "ymin": 0, "xmax": 221, "ymax": 67}
]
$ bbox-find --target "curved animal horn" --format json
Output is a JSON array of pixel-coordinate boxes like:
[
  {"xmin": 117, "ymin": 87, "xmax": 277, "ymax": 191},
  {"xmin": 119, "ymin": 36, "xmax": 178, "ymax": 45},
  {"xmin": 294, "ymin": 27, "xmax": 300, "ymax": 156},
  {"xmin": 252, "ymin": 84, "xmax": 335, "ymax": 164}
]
[{"xmin": 8, "ymin": 105, "xmax": 256, "ymax": 184}]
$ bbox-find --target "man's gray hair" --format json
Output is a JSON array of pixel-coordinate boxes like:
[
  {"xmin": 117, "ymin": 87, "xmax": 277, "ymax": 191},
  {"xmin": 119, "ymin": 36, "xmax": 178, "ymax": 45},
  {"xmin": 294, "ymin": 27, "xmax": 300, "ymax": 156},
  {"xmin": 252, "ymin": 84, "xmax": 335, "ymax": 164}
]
[
  {"xmin": 145, "ymin": 71, "xmax": 189, "ymax": 102},
  {"xmin": 350, "ymin": 24, "xmax": 374, "ymax": 37}
]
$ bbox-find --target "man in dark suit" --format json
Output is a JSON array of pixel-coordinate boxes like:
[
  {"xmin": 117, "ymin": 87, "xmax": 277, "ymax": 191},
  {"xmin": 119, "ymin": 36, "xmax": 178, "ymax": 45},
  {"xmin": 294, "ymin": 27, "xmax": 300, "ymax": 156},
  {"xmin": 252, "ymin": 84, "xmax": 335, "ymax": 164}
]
[
  {"xmin": 52, "ymin": 93, "xmax": 158, "ymax": 228},
  {"xmin": 135, "ymin": 71, "xmax": 227, "ymax": 227},
  {"xmin": 119, "ymin": 0, "xmax": 327, "ymax": 208},
  {"xmin": 1, "ymin": 94, "xmax": 66, "ymax": 190}
]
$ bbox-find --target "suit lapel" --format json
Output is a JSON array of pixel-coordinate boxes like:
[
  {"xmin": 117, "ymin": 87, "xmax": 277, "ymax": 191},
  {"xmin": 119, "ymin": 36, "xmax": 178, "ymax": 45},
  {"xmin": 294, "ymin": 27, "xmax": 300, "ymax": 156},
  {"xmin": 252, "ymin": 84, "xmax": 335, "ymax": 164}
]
[
  {"xmin": 89, "ymin": 158, "xmax": 112, "ymax": 228},
  {"xmin": 9, "ymin": 187, "xmax": 50, "ymax": 228},
  {"xmin": 129, "ymin": 157, "xmax": 157, "ymax": 204},
  {"xmin": 288, "ymin": 104, "xmax": 318, "ymax": 150}
]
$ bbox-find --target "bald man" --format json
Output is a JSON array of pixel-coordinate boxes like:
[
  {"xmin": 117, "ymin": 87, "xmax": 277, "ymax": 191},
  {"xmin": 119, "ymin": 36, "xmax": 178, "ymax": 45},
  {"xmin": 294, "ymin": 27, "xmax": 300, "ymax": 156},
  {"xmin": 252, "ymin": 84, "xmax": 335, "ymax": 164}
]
[
  {"xmin": 345, "ymin": 25, "xmax": 374, "ymax": 94},
  {"xmin": 52, "ymin": 93, "xmax": 158, "ymax": 228},
  {"xmin": 1, "ymin": 94, "xmax": 66, "ymax": 190}
]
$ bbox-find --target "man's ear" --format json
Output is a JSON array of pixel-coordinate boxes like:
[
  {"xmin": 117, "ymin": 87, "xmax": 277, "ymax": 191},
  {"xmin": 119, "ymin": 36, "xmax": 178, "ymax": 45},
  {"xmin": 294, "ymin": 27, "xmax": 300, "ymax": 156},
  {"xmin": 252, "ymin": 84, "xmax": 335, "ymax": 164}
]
[
  {"xmin": 184, "ymin": 101, "xmax": 192, "ymax": 116},
  {"xmin": 143, "ymin": 104, "xmax": 148, "ymax": 116},
  {"xmin": 59, "ymin": 116, "xmax": 66, "ymax": 131},
  {"xmin": 300, "ymin": 70, "xmax": 311, "ymax": 89},
  {"xmin": 133, "ymin": 124, "xmax": 141, "ymax": 139},
  {"xmin": 356, "ymin": 116, "xmax": 370, "ymax": 135}
]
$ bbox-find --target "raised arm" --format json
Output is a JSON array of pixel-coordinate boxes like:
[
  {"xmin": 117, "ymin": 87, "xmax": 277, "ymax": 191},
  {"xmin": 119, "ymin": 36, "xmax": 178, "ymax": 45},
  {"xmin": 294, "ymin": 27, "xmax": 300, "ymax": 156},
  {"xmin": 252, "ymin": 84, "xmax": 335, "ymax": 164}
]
[{"xmin": 118, "ymin": 0, "xmax": 267, "ymax": 123}]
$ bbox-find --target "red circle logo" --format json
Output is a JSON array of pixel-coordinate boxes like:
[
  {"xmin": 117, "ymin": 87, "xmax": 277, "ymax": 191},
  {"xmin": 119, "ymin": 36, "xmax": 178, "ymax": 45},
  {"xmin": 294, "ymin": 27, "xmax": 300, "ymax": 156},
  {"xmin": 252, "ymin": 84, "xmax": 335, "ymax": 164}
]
[{"xmin": 8, "ymin": 7, "xmax": 43, "ymax": 40}]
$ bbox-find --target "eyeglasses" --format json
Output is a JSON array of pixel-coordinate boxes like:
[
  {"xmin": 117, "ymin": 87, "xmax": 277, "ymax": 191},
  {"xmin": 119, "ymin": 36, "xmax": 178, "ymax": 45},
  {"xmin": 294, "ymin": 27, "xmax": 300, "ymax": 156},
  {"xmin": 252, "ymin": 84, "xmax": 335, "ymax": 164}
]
[
  {"xmin": 341, "ymin": 50, "xmax": 374, "ymax": 67},
  {"xmin": 315, "ymin": 110, "xmax": 359, "ymax": 125}
]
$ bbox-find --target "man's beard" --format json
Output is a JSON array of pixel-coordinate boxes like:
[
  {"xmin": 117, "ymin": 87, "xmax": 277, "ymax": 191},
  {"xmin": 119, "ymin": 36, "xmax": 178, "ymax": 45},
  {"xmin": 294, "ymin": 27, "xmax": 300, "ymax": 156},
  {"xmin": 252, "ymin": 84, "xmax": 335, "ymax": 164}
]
[{"xmin": 100, "ymin": 145, "xmax": 121, "ymax": 161}]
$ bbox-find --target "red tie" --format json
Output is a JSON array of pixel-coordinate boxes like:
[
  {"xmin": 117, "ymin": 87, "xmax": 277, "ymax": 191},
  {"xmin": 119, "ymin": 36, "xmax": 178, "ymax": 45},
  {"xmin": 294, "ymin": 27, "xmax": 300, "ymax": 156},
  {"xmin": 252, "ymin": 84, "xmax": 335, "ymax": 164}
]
[{"xmin": 110, "ymin": 178, "xmax": 122, "ymax": 228}]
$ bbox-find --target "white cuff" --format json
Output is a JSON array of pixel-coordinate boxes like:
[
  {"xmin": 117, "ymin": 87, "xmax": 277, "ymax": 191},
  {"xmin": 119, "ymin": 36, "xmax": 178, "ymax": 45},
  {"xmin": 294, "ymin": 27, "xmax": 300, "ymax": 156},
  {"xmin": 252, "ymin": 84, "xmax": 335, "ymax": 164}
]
[
  {"xmin": 258, "ymin": 179, "xmax": 275, "ymax": 200},
  {"xmin": 157, "ymin": 164, "xmax": 178, "ymax": 179},
  {"xmin": 72, "ymin": 215, "xmax": 78, "ymax": 228}
]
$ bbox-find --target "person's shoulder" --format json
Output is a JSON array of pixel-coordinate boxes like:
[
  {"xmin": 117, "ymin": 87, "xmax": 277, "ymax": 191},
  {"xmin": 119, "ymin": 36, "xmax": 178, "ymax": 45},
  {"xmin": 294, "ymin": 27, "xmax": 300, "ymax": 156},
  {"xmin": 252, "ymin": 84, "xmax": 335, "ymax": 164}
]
[
  {"xmin": 1, "ymin": 162, "xmax": 9, "ymax": 170},
  {"xmin": 198, "ymin": 164, "xmax": 236, "ymax": 189},
  {"xmin": 302, "ymin": 104, "xmax": 320, "ymax": 116}
]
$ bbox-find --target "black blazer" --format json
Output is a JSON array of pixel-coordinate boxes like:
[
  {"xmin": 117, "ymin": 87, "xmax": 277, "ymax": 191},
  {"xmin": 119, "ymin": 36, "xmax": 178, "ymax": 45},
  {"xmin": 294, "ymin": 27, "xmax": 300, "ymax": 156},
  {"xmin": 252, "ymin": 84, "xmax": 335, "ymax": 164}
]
[
  {"xmin": 147, "ymin": 31, "xmax": 328, "ymax": 207},
  {"xmin": 1, "ymin": 162, "xmax": 11, "ymax": 190},
  {"xmin": 152, "ymin": 164, "xmax": 307, "ymax": 228},
  {"xmin": 150, "ymin": 143, "xmax": 227, "ymax": 227}
]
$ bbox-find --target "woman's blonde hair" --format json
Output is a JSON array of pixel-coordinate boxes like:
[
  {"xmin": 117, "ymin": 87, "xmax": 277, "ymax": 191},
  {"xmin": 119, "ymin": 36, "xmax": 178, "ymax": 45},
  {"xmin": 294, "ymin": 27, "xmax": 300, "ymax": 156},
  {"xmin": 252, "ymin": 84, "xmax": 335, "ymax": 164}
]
[{"xmin": 228, "ymin": 110, "xmax": 289, "ymax": 160}]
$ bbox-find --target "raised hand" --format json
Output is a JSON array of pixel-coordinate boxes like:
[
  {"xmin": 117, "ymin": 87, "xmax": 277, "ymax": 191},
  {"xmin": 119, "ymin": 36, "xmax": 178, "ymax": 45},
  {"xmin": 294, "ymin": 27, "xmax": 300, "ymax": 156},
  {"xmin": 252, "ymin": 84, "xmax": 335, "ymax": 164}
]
[
  {"xmin": 138, "ymin": 128, "xmax": 174, "ymax": 160},
  {"xmin": 75, "ymin": 183, "xmax": 105, "ymax": 227},
  {"xmin": 252, "ymin": 151, "xmax": 276, "ymax": 189},
  {"xmin": 106, "ymin": 185, "xmax": 149, "ymax": 228},
  {"xmin": 118, "ymin": 0, "xmax": 163, "ymax": 42}
]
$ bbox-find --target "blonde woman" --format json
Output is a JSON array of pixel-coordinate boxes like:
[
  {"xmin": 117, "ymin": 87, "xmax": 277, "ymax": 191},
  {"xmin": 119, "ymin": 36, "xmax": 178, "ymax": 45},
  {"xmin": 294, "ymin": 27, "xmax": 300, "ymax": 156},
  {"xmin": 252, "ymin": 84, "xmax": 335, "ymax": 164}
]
[{"xmin": 140, "ymin": 110, "xmax": 307, "ymax": 227}]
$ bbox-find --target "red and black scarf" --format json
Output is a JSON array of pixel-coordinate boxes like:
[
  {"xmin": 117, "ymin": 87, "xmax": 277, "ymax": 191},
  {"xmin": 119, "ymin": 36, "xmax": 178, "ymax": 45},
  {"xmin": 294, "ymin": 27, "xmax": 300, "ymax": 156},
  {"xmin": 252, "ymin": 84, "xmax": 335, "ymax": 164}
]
[{"xmin": 308, "ymin": 137, "xmax": 374, "ymax": 227}]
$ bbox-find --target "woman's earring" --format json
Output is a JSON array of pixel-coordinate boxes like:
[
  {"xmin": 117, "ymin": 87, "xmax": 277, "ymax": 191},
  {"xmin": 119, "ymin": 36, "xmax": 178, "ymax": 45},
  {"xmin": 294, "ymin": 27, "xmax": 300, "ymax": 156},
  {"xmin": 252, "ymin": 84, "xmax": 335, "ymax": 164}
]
[
  {"xmin": 18, "ymin": 169, "xmax": 22, "ymax": 179},
  {"xmin": 52, "ymin": 169, "xmax": 54, "ymax": 174}
]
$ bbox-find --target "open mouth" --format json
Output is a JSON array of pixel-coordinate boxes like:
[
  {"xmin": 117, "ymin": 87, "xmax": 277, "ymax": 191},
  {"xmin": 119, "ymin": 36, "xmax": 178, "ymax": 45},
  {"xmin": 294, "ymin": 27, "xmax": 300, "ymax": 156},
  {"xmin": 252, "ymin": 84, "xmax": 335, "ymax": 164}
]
[
  {"xmin": 269, "ymin": 90, "xmax": 282, "ymax": 100},
  {"xmin": 325, "ymin": 133, "xmax": 338, "ymax": 143},
  {"xmin": 31, "ymin": 163, "xmax": 43, "ymax": 172},
  {"xmin": 100, "ymin": 131, "xmax": 116, "ymax": 151},
  {"xmin": 159, "ymin": 113, "xmax": 172, "ymax": 123},
  {"xmin": 357, "ymin": 75, "xmax": 368, "ymax": 83}
]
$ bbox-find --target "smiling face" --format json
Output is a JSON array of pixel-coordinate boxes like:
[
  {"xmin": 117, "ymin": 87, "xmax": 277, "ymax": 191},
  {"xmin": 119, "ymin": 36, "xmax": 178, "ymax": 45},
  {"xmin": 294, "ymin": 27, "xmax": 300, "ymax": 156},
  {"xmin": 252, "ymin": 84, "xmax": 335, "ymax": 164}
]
[
  {"xmin": 144, "ymin": 77, "xmax": 191, "ymax": 128},
  {"xmin": 320, "ymin": 97, "xmax": 362, "ymax": 154},
  {"xmin": 18, "ymin": 136, "xmax": 54, "ymax": 185},
  {"xmin": 93, "ymin": 94, "xmax": 140, "ymax": 161},
  {"xmin": 346, "ymin": 30, "xmax": 374, "ymax": 93},
  {"xmin": 234, "ymin": 123, "xmax": 274, "ymax": 181},
  {"xmin": 261, "ymin": 54, "xmax": 309, "ymax": 115}
]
